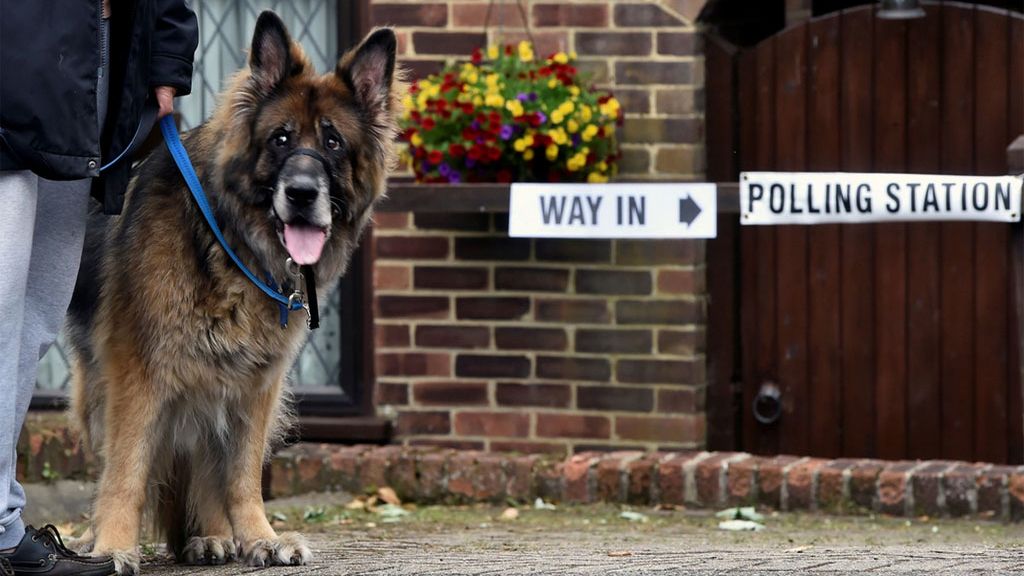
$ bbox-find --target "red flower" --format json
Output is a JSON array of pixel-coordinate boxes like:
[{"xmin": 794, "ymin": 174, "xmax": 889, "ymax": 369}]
[
  {"xmin": 487, "ymin": 147, "xmax": 501, "ymax": 161},
  {"xmin": 448, "ymin": 143, "xmax": 466, "ymax": 157},
  {"xmin": 471, "ymin": 48, "xmax": 483, "ymax": 64},
  {"xmin": 413, "ymin": 147, "xmax": 425, "ymax": 159},
  {"xmin": 428, "ymin": 150, "xmax": 443, "ymax": 165},
  {"xmin": 467, "ymin": 145, "xmax": 484, "ymax": 161},
  {"xmin": 460, "ymin": 102, "xmax": 474, "ymax": 114},
  {"xmin": 488, "ymin": 111, "xmax": 501, "ymax": 125},
  {"xmin": 421, "ymin": 117, "xmax": 436, "ymax": 130},
  {"xmin": 462, "ymin": 127, "xmax": 478, "ymax": 141},
  {"xmin": 504, "ymin": 45, "xmax": 513, "ymax": 55}
]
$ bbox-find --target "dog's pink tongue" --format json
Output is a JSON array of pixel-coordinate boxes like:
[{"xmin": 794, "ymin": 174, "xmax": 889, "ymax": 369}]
[{"xmin": 283, "ymin": 224, "xmax": 327, "ymax": 265}]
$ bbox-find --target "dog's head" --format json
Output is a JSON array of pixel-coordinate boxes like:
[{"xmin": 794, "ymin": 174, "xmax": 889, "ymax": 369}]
[{"xmin": 209, "ymin": 11, "xmax": 401, "ymax": 280}]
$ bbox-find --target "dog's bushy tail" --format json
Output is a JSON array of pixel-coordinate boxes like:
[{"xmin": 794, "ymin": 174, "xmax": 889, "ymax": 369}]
[{"xmin": 156, "ymin": 453, "xmax": 193, "ymax": 560}]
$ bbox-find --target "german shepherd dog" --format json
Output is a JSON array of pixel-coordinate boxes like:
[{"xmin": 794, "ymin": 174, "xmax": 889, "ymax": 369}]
[{"xmin": 65, "ymin": 12, "xmax": 401, "ymax": 575}]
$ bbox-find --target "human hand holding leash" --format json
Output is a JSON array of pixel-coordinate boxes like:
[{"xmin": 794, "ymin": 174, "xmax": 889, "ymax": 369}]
[{"xmin": 155, "ymin": 86, "xmax": 176, "ymax": 118}]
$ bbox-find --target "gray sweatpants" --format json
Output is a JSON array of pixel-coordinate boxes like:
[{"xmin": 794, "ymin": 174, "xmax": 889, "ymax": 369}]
[{"xmin": 0, "ymin": 174, "xmax": 91, "ymax": 548}]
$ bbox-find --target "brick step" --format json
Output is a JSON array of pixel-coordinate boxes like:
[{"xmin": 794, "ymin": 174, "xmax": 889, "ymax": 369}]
[{"xmin": 271, "ymin": 443, "xmax": 1024, "ymax": 521}]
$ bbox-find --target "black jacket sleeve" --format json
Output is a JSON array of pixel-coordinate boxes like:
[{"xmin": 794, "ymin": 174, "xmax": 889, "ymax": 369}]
[{"xmin": 149, "ymin": 0, "xmax": 199, "ymax": 96}]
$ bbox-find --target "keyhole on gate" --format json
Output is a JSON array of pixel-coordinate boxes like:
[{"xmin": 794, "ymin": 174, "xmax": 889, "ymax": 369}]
[{"xmin": 753, "ymin": 382, "xmax": 782, "ymax": 425}]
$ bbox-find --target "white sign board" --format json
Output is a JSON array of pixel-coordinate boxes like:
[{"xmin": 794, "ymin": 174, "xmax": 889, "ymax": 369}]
[
  {"xmin": 508, "ymin": 183, "xmax": 717, "ymax": 238},
  {"xmin": 741, "ymin": 172, "xmax": 1023, "ymax": 225}
]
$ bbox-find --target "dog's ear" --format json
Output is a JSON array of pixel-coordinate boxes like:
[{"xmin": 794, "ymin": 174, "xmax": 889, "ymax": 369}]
[
  {"xmin": 337, "ymin": 28, "xmax": 397, "ymax": 109},
  {"xmin": 249, "ymin": 11, "xmax": 293, "ymax": 93}
]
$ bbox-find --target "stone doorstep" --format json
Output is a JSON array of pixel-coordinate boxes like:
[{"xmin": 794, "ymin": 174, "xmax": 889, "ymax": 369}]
[{"xmin": 271, "ymin": 444, "xmax": 1024, "ymax": 521}]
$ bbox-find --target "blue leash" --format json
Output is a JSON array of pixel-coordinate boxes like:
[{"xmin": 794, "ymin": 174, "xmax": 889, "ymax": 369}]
[{"xmin": 158, "ymin": 115, "xmax": 304, "ymax": 325}]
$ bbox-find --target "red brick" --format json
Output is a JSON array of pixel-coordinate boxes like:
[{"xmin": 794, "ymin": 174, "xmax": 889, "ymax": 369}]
[
  {"xmin": 496, "ymin": 383, "xmax": 571, "ymax": 408},
  {"xmin": 325, "ymin": 446, "xmax": 365, "ymax": 493},
  {"xmin": 908, "ymin": 462, "xmax": 954, "ymax": 517},
  {"xmin": 375, "ymin": 324, "xmax": 411, "ymax": 348},
  {"xmin": 577, "ymin": 386, "xmax": 653, "ymax": 412},
  {"xmin": 376, "ymin": 352, "xmax": 451, "ymax": 377},
  {"xmin": 657, "ymin": 388, "xmax": 698, "ymax": 414},
  {"xmin": 536, "ymin": 356, "xmax": 611, "ymax": 381},
  {"xmin": 532, "ymin": 4, "xmax": 609, "ymax": 27},
  {"xmin": 455, "ymin": 412, "xmax": 530, "ymax": 437},
  {"xmin": 455, "ymin": 354, "xmax": 531, "ymax": 378},
  {"xmin": 877, "ymin": 461, "xmax": 916, "ymax": 516},
  {"xmin": 446, "ymin": 452, "xmax": 482, "ymax": 500},
  {"xmin": 495, "ymin": 267, "xmax": 569, "ymax": 292},
  {"xmin": 657, "ymin": 31, "xmax": 698, "ymax": 55},
  {"xmin": 596, "ymin": 451, "xmax": 643, "ymax": 501},
  {"xmin": 537, "ymin": 414, "xmax": 610, "ymax": 439},
  {"xmin": 535, "ymin": 240, "xmax": 611, "ymax": 262},
  {"xmin": 495, "ymin": 327, "xmax": 568, "ymax": 351},
  {"xmin": 695, "ymin": 453, "xmax": 739, "ymax": 506},
  {"xmin": 759, "ymin": 455, "xmax": 801, "ymax": 509},
  {"xmin": 359, "ymin": 446, "xmax": 403, "ymax": 490},
  {"xmin": 610, "ymin": 88, "xmax": 652, "ymax": 115},
  {"xmin": 786, "ymin": 458, "xmax": 827, "ymax": 510},
  {"xmin": 620, "ymin": 147, "xmax": 650, "ymax": 174},
  {"xmin": 534, "ymin": 460, "xmax": 565, "ymax": 502},
  {"xmin": 402, "ymin": 59, "xmax": 446, "ymax": 81},
  {"xmin": 563, "ymin": 453, "xmax": 599, "ymax": 503},
  {"xmin": 576, "ymin": 269, "xmax": 653, "ymax": 295},
  {"xmin": 576, "ymin": 329, "xmax": 652, "ymax": 354},
  {"xmin": 378, "ymin": 382, "xmax": 409, "ymax": 405},
  {"xmin": 413, "ymin": 381, "xmax": 488, "ymax": 406},
  {"xmin": 943, "ymin": 463, "xmax": 981, "ymax": 517},
  {"xmin": 817, "ymin": 459, "xmax": 858, "ymax": 511},
  {"xmin": 726, "ymin": 456, "xmax": 762, "ymax": 505},
  {"xmin": 375, "ymin": 235, "xmax": 449, "ymax": 259},
  {"xmin": 415, "ymin": 325, "xmax": 490, "ymax": 349},
  {"xmin": 374, "ymin": 264, "xmax": 410, "ymax": 290},
  {"xmin": 492, "ymin": 441, "xmax": 568, "ymax": 457},
  {"xmin": 376, "ymin": 295, "xmax": 449, "ymax": 319},
  {"xmin": 1010, "ymin": 471, "xmax": 1024, "ymax": 520},
  {"xmin": 849, "ymin": 461, "xmax": 884, "ymax": 510},
  {"xmin": 617, "ymin": 359, "xmax": 701, "ymax": 384},
  {"xmin": 617, "ymin": 240, "xmax": 701, "ymax": 266},
  {"xmin": 627, "ymin": 453, "xmax": 662, "ymax": 504},
  {"xmin": 452, "ymin": 2, "xmax": 526, "ymax": 27},
  {"xmin": 412, "ymin": 32, "xmax": 487, "ymax": 55},
  {"xmin": 657, "ymin": 269, "xmax": 703, "ymax": 295},
  {"xmin": 396, "ymin": 411, "xmax": 451, "ymax": 435},
  {"xmin": 616, "ymin": 301, "xmax": 701, "ymax": 326},
  {"xmin": 474, "ymin": 453, "xmax": 510, "ymax": 502},
  {"xmin": 415, "ymin": 450, "xmax": 452, "ymax": 501},
  {"xmin": 505, "ymin": 454, "xmax": 542, "ymax": 501},
  {"xmin": 656, "ymin": 87, "xmax": 699, "ymax": 116},
  {"xmin": 615, "ymin": 415, "xmax": 700, "ymax": 443},
  {"xmin": 614, "ymin": 3, "xmax": 685, "ymax": 26},
  {"xmin": 576, "ymin": 32, "xmax": 652, "ymax": 56},
  {"xmin": 617, "ymin": 62, "xmax": 694, "ymax": 86},
  {"xmin": 536, "ymin": 299, "xmax": 611, "ymax": 324},
  {"xmin": 456, "ymin": 297, "xmax": 531, "ymax": 320},
  {"xmin": 455, "ymin": 237, "xmax": 531, "ymax": 260},
  {"xmin": 414, "ymin": 266, "xmax": 489, "ymax": 290},
  {"xmin": 414, "ymin": 213, "xmax": 490, "ymax": 231},
  {"xmin": 372, "ymin": 212, "xmax": 409, "ymax": 230},
  {"xmin": 388, "ymin": 451, "xmax": 420, "ymax": 500},
  {"xmin": 658, "ymin": 329, "xmax": 704, "ymax": 356},
  {"xmin": 408, "ymin": 438, "xmax": 484, "ymax": 450},
  {"xmin": 978, "ymin": 465, "xmax": 1013, "ymax": 519},
  {"xmin": 371, "ymin": 3, "xmax": 448, "ymax": 27},
  {"xmin": 657, "ymin": 452, "xmax": 702, "ymax": 505}
]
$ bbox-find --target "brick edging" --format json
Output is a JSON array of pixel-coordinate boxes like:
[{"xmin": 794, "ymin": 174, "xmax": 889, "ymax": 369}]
[{"xmin": 271, "ymin": 444, "xmax": 1024, "ymax": 521}]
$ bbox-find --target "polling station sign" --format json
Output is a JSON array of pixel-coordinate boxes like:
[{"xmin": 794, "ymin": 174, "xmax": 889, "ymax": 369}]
[
  {"xmin": 508, "ymin": 182, "xmax": 717, "ymax": 238},
  {"xmin": 741, "ymin": 172, "xmax": 1023, "ymax": 225}
]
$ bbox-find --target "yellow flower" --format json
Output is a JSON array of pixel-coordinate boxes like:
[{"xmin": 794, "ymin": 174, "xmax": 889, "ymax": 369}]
[
  {"xmin": 550, "ymin": 110, "xmax": 564, "ymax": 124},
  {"xmin": 569, "ymin": 86, "xmax": 580, "ymax": 96},
  {"xmin": 514, "ymin": 138, "xmax": 528, "ymax": 152},
  {"xmin": 546, "ymin": 144, "xmax": 559, "ymax": 161},
  {"xmin": 523, "ymin": 149, "xmax": 534, "ymax": 160},
  {"xmin": 604, "ymin": 124, "xmax": 616, "ymax": 136},
  {"xmin": 487, "ymin": 45, "xmax": 499, "ymax": 59},
  {"xmin": 567, "ymin": 119, "xmax": 579, "ymax": 134},
  {"xmin": 581, "ymin": 124, "xmax": 599, "ymax": 142},
  {"xmin": 597, "ymin": 161, "xmax": 608, "ymax": 172},
  {"xmin": 558, "ymin": 101, "xmax": 575, "ymax": 115},
  {"xmin": 566, "ymin": 153, "xmax": 586, "ymax": 172},
  {"xmin": 466, "ymin": 71, "xmax": 479, "ymax": 84},
  {"xmin": 506, "ymin": 99, "xmax": 524, "ymax": 117},
  {"xmin": 410, "ymin": 132, "xmax": 423, "ymax": 147},
  {"xmin": 569, "ymin": 51, "xmax": 578, "ymax": 60},
  {"xmin": 485, "ymin": 93, "xmax": 505, "ymax": 107},
  {"xmin": 473, "ymin": 95, "xmax": 483, "ymax": 106},
  {"xmin": 550, "ymin": 128, "xmax": 568, "ymax": 146},
  {"xmin": 518, "ymin": 40, "xmax": 534, "ymax": 62},
  {"xmin": 547, "ymin": 78, "xmax": 558, "ymax": 89},
  {"xmin": 587, "ymin": 171, "xmax": 608, "ymax": 183},
  {"xmin": 580, "ymin": 105, "xmax": 593, "ymax": 122},
  {"xmin": 552, "ymin": 52, "xmax": 569, "ymax": 64}
]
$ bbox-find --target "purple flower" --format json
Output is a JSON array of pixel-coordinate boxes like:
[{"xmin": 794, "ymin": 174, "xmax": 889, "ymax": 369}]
[
  {"xmin": 537, "ymin": 111, "xmax": 548, "ymax": 124},
  {"xmin": 438, "ymin": 163, "xmax": 452, "ymax": 177},
  {"xmin": 516, "ymin": 92, "xmax": 530, "ymax": 102},
  {"xmin": 449, "ymin": 172, "xmax": 462, "ymax": 184},
  {"xmin": 528, "ymin": 92, "xmax": 538, "ymax": 102},
  {"xmin": 572, "ymin": 134, "xmax": 582, "ymax": 146},
  {"xmin": 499, "ymin": 124, "xmax": 514, "ymax": 140},
  {"xmin": 466, "ymin": 158, "xmax": 477, "ymax": 168},
  {"xmin": 471, "ymin": 120, "xmax": 481, "ymax": 130}
]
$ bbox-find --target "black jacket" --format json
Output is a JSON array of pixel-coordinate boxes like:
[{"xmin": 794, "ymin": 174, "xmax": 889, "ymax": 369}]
[{"xmin": 0, "ymin": 0, "xmax": 198, "ymax": 214}]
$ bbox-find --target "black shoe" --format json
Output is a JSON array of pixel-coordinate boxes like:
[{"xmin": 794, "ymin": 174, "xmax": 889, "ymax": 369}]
[
  {"xmin": 1, "ymin": 557, "xmax": 12, "ymax": 576},
  {"xmin": 0, "ymin": 525, "xmax": 114, "ymax": 576}
]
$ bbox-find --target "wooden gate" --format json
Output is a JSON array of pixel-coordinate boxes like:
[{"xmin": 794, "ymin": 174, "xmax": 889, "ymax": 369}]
[{"xmin": 706, "ymin": 3, "xmax": 1024, "ymax": 463}]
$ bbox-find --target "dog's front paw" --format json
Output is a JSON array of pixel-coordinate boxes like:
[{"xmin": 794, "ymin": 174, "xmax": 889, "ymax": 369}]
[
  {"xmin": 182, "ymin": 536, "xmax": 237, "ymax": 565},
  {"xmin": 103, "ymin": 549, "xmax": 141, "ymax": 576},
  {"xmin": 67, "ymin": 527, "xmax": 95, "ymax": 554},
  {"xmin": 240, "ymin": 532, "xmax": 312, "ymax": 567}
]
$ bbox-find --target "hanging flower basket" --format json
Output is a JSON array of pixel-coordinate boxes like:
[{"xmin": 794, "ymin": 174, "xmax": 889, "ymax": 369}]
[{"xmin": 400, "ymin": 41, "xmax": 623, "ymax": 185}]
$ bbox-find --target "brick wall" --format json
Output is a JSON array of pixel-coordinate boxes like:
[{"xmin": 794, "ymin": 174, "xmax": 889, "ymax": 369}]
[
  {"xmin": 372, "ymin": 212, "xmax": 707, "ymax": 454},
  {"xmin": 369, "ymin": 0, "xmax": 707, "ymax": 179}
]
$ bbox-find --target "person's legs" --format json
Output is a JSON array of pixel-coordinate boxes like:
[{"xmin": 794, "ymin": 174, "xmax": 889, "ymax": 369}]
[{"xmin": 0, "ymin": 172, "xmax": 39, "ymax": 550}]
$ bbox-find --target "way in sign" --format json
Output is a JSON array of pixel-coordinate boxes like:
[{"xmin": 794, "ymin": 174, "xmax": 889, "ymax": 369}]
[{"xmin": 539, "ymin": 194, "xmax": 648, "ymax": 226}]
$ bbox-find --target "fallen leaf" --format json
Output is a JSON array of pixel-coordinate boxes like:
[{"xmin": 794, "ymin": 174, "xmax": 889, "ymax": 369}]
[
  {"xmin": 378, "ymin": 487, "xmax": 401, "ymax": 506},
  {"xmin": 715, "ymin": 507, "xmax": 764, "ymax": 522},
  {"xmin": 345, "ymin": 499, "xmax": 367, "ymax": 511},
  {"xmin": 375, "ymin": 503, "xmax": 411, "ymax": 519},
  {"xmin": 718, "ymin": 519, "xmax": 764, "ymax": 532},
  {"xmin": 534, "ymin": 498, "xmax": 557, "ymax": 511},
  {"xmin": 620, "ymin": 511, "xmax": 648, "ymax": 523},
  {"xmin": 500, "ymin": 507, "xmax": 520, "ymax": 521},
  {"xmin": 608, "ymin": 551, "xmax": 633, "ymax": 557}
]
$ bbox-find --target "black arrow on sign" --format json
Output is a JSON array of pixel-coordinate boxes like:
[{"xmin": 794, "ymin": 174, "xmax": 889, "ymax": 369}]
[{"xmin": 679, "ymin": 195, "xmax": 702, "ymax": 226}]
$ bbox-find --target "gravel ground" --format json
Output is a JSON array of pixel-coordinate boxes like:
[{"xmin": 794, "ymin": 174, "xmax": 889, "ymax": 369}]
[{"xmin": 24, "ymin": 484, "xmax": 1024, "ymax": 575}]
